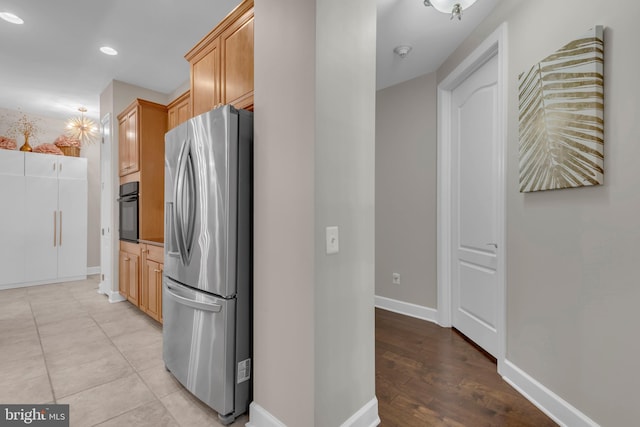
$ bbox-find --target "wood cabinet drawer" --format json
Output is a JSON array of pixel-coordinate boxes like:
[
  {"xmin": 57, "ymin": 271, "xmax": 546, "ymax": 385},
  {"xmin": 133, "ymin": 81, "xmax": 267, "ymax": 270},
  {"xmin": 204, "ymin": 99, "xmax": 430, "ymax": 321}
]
[{"xmin": 146, "ymin": 244, "xmax": 164, "ymax": 263}]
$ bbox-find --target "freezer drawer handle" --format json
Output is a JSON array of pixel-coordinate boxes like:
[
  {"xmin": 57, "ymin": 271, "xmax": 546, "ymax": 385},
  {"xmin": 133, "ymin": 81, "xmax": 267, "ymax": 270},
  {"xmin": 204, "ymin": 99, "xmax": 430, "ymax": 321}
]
[{"xmin": 166, "ymin": 285, "xmax": 222, "ymax": 313}]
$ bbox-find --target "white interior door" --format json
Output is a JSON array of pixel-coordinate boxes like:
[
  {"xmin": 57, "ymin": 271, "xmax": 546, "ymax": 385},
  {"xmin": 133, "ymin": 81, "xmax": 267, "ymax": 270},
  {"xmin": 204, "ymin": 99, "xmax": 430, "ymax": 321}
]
[
  {"xmin": 451, "ymin": 53, "xmax": 500, "ymax": 358},
  {"xmin": 100, "ymin": 114, "xmax": 112, "ymax": 295}
]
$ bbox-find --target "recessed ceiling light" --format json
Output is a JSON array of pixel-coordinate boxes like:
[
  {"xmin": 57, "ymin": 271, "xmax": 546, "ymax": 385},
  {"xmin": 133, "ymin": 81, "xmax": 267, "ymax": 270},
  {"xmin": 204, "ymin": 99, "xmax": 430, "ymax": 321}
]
[
  {"xmin": 0, "ymin": 12, "xmax": 24, "ymax": 24},
  {"xmin": 100, "ymin": 46, "xmax": 118, "ymax": 56}
]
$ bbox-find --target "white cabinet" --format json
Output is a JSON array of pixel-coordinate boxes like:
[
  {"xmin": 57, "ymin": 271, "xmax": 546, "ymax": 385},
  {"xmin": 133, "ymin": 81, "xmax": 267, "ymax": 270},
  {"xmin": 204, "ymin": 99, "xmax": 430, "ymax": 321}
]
[
  {"xmin": 0, "ymin": 151, "xmax": 26, "ymax": 286},
  {"xmin": 0, "ymin": 151, "xmax": 87, "ymax": 289}
]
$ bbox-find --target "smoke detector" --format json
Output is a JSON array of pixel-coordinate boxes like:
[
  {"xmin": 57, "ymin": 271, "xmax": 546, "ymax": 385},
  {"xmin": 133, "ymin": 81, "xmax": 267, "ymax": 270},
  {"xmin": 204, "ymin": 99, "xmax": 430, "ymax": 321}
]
[{"xmin": 393, "ymin": 45, "xmax": 412, "ymax": 59}]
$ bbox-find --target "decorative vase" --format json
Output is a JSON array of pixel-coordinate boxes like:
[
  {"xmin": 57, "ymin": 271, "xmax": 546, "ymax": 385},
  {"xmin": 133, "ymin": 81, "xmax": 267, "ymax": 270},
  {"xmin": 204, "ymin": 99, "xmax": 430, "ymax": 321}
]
[{"xmin": 19, "ymin": 133, "xmax": 32, "ymax": 152}]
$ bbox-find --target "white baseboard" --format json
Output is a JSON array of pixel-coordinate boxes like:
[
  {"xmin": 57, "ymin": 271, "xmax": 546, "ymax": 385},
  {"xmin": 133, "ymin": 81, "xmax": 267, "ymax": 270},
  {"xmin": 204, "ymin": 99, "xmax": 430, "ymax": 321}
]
[
  {"xmin": 247, "ymin": 398, "xmax": 380, "ymax": 427},
  {"xmin": 340, "ymin": 397, "xmax": 380, "ymax": 427},
  {"xmin": 87, "ymin": 266, "xmax": 100, "ymax": 275},
  {"xmin": 0, "ymin": 275, "xmax": 87, "ymax": 291},
  {"xmin": 374, "ymin": 295, "xmax": 438, "ymax": 324},
  {"xmin": 246, "ymin": 402, "xmax": 286, "ymax": 427},
  {"xmin": 107, "ymin": 290, "xmax": 126, "ymax": 303},
  {"xmin": 501, "ymin": 359, "xmax": 599, "ymax": 427}
]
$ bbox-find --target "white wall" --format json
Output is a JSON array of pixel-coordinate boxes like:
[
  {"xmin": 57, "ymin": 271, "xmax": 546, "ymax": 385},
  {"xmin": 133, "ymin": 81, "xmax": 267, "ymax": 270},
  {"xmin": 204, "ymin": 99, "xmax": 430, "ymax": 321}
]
[
  {"xmin": 438, "ymin": 0, "xmax": 640, "ymax": 424},
  {"xmin": 375, "ymin": 73, "xmax": 438, "ymax": 310},
  {"xmin": 253, "ymin": 0, "xmax": 377, "ymax": 425},
  {"xmin": 314, "ymin": 0, "xmax": 377, "ymax": 424}
]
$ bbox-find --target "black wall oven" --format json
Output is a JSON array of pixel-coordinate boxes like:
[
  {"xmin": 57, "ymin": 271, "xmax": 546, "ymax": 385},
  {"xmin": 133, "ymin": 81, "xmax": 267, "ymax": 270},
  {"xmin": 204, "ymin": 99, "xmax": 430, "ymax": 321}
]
[{"xmin": 118, "ymin": 181, "xmax": 139, "ymax": 242}]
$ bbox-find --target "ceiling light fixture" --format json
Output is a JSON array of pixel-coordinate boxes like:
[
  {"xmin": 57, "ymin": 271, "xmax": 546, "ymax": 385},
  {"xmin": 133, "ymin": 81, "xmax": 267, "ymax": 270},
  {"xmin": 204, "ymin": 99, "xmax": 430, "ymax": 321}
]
[
  {"xmin": 66, "ymin": 107, "xmax": 97, "ymax": 145},
  {"xmin": 393, "ymin": 45, "xmax": 413, "ymax": 59},
  {"xmin": 100, "ymin": 46, "xmax": 118, "ymax": 56},
  {"xmin": 423, "ymin": 0, "xmax": 478, "ymax": 20},
  {"xmin": 0, "ymin": 12, "xmax": 24, "ymax": 24}
]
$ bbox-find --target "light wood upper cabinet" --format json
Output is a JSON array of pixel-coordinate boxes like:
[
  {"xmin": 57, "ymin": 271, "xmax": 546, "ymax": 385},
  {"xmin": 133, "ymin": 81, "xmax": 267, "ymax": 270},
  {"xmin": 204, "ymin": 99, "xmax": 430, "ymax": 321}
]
[
  {"xmin": 186, "ymin": 0, "xmax": 254, "ymax": 115},
  {"xmin": 168, "ymin": 91, "xmax": 191, "ymax": 130},
  {"xmin": 220, "ymin": 9, "xmax": 254, "ymax": 109},
  {"xmin": 190, "ymin": 40, "xmax": 220, "ymax": 117},
  {"xmin": 117, "ymin": 98, "xmax": 167, "ymax": 240},
  {"xmin": 118, "ymin": 108, "xmax": 138, "ymax": 176}
]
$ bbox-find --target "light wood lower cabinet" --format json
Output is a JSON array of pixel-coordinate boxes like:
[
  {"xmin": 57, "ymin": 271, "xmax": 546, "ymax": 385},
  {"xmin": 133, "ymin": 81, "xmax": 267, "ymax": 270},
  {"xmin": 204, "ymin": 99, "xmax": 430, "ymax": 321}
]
[
  {"xmin": 119, "ymin": 241, "xmax": 140, "ymax": 306},
  {"xmin": 140, "ymin": 244, "xmax": 163, "ymax": 323},
  {"xmin": 119, "ymin": 241, "xmax": 163, "ymax": 323}
]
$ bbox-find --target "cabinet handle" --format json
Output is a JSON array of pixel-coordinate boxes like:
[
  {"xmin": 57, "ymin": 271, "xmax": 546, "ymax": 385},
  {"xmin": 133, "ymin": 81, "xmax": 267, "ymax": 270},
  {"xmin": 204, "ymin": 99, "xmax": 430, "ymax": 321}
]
[
  {"xmin": 141, "ymin": 249, "xmax": 148, "ymax": 254},
  {"xmin": 53, "ymin": 211, "xmax": 57, "ymax": 247},
  {"xmin": 153, "ymin": 269, "xmax": 161, "ymax": 273},
  {"xmin": 59, "ymin": 211, "xmax": 62, "ymax": 246},
  {"xmin": 59, "ymin": 163, "xmax": 63, "ymax": 173},
  {"xmin": 52, "ymin": 163, "xmax": 56, "ymax": 171},
  {"xmin": 124, "ymin": 257, "xmax": 130, "ymax": 262}
]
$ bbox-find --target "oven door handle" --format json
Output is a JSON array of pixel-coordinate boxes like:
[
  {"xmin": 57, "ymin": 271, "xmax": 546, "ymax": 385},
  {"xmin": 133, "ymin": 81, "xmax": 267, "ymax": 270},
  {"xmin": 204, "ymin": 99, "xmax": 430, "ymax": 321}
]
[{"xmin": 117, "ymin": 195, "xmax": 138, "ymax": 202}]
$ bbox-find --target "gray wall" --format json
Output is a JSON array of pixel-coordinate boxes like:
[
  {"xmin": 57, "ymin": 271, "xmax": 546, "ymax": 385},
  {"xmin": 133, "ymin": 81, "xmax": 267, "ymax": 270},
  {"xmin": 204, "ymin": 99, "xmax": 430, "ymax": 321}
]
[
  {"xmin": 253, "ymin": 0, "xmax": 315, "ymax": 423},
  {"xmin": 438, "ymin": 0, "xmax": 640, "ymax": 424},
  {"xmin": 253, "ymin": 0, "xmax": 377, "ymax": 425},
  {"xmin": 82, "ymin": 141, "xmax": 100, "ymax": 269},
  {"xmin": 375, "ymin": 73, "xmax": 438, "ymax": 308}
]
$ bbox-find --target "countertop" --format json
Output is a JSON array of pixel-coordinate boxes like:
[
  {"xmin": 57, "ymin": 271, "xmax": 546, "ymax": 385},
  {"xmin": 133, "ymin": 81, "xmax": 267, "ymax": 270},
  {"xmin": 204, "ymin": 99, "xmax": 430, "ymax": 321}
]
[{"xmin": 138, "ymin": 238, "xmax": 164, "ymax": 247}]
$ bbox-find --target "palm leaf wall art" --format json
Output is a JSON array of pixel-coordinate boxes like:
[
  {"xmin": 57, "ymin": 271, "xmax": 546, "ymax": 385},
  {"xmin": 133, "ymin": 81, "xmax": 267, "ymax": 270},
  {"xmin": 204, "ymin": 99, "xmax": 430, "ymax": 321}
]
[{"xmin": 519, "ymin": 26, "xmax": 604, "ymax": 192}]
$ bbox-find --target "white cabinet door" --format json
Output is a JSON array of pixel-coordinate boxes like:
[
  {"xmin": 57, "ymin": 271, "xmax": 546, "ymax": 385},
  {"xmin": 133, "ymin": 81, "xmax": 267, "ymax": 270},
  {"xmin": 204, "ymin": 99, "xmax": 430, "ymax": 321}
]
[
  {"xmin": 58, "ymin": 177, "xmax": 88, "ymax": 278},
  {"xmin": 0, "ymin": 151, "xmax": 26, "ymax": 286},
  {"xmin": 58, "ymin": 156, "xmax": 87, "ymax": 180},
  {"xmin": 24, "ymin": 175, "xmax": 58, "ymax": 283},
  {"xmin": 24, "ymin": 152, "xmax": 58, "ymax": 178}
]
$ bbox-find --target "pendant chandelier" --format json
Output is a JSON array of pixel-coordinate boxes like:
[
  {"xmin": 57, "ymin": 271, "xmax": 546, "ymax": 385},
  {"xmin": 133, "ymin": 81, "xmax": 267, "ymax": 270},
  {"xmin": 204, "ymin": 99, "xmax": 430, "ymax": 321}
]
[
  {"xmin": 423, "ymin": 0, "xmax": 478, "ymax": 20},
  {"xmin": 66, "ymin": 107, "xmax": 97, "ymax": 145}
]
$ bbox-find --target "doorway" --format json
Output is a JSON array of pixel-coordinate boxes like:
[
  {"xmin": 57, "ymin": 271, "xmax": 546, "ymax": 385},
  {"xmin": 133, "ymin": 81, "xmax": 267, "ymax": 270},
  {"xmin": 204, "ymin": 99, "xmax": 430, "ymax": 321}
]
[
  {"xmin": 99, "ymin": 113, "xmax": 124, "ymax": 302},
  {"xmin": 99, "ymin": 114, "xmax": 111, "ymax": 296},
  {"xmin": 436, "ymin": 24, "xmax": 507, "ymax": 368}
]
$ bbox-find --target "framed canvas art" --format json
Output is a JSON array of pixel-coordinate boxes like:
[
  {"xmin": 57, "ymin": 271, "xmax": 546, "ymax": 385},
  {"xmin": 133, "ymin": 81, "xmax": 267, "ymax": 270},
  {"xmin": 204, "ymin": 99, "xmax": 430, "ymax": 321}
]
[{"xmin": 519, "ymin": 26, "xmax": 604, "ymax": 193}]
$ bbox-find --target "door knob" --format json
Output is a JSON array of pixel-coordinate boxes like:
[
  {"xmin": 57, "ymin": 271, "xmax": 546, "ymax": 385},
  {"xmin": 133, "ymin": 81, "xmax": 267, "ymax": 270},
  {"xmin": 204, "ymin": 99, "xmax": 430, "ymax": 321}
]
[{"xmin": 486, "ymin": 243, "xmax": 498, "ymax": 248}]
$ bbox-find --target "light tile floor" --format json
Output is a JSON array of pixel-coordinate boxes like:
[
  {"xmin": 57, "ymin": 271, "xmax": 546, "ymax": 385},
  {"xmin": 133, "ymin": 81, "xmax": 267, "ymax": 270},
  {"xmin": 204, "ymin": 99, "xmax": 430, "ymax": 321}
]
[{"xmin": 0, "ymin": 276, "xmax": 249, "ymax": 427}]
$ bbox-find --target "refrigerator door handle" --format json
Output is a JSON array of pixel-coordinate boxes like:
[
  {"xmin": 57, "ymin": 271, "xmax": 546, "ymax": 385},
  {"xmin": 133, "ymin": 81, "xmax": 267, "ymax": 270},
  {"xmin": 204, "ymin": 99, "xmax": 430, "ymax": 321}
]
[
  {"xmin": 174, "ymin": 138, "xmax": 196, "ymax": 265},
  {"xmin": 166, "ymin": 202, "xmax": 180, "ymax": 257},
  {"xmin": 165, "ymin": 285, "xmax": 222, "ymax": 313}
]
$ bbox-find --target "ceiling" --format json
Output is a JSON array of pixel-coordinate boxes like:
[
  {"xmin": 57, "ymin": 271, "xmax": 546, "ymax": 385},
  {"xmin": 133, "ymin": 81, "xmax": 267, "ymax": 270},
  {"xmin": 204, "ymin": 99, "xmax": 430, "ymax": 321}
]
[
  {"xmin": 0, "ymin": 0, "xmax": 498, "ymax": 123},
  {"xmin": 377, "ymin": 0, "xmax": 499, "ymax": 89}
]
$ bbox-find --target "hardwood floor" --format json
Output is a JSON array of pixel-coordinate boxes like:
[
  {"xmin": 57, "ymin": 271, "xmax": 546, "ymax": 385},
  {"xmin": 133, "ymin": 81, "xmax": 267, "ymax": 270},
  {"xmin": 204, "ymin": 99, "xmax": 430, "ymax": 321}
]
[{"xmin": 375, "ymin": 308, "xmax": 557, "ymax": 426}]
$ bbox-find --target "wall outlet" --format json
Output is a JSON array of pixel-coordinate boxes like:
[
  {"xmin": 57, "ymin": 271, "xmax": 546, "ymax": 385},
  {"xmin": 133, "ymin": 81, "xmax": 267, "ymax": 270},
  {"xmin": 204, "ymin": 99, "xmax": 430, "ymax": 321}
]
[{"xmin": 392, "ymin": 273, "xmax": 401, "ymax": 285}]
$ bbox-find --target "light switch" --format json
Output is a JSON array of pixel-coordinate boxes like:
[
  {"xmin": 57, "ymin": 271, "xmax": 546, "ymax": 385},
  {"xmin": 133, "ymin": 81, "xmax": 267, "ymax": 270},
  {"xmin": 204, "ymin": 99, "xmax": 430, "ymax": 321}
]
[{"xmin": 326, "ymin": 226, "xmax": 339, "ymax": 255}]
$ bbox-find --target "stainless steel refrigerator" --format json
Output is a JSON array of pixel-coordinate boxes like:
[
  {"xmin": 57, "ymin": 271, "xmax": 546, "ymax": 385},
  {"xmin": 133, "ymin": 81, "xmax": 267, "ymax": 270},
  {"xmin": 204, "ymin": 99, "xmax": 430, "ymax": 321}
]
[{"xmin": 163, "ymin": 105, "xmax": 252, "ymax": 425}]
